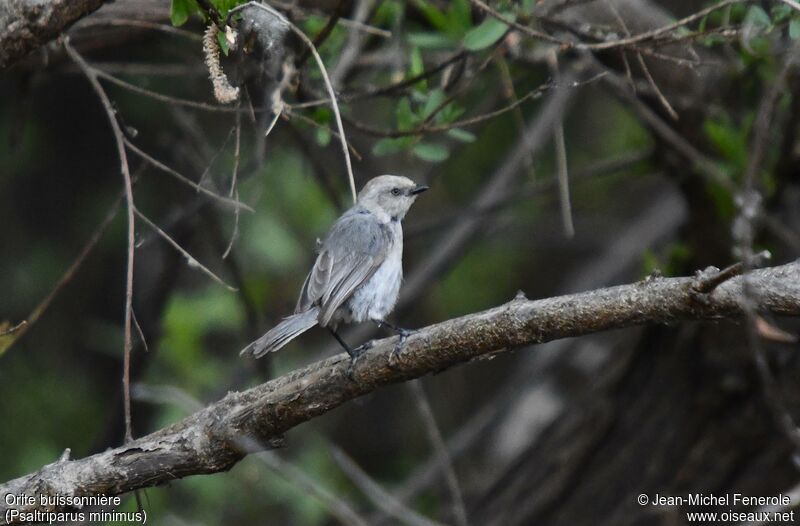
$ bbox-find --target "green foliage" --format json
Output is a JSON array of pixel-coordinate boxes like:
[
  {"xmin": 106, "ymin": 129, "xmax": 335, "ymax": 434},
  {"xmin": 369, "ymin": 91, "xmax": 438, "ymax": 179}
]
[
  {"xmin": 216, "ymin": 30, "xmax": 230, "ymax": 55},
  {"xmin": 170, "ymin": 0, "xmax": 197, "ymax": 27},
  {"xmin": 433, "ymin": 245, "xmax": 518, "ymax": 316},
  {"xmin": 371, "ymin": 87, "xmax": 466, "ymax": 161},
  {"xmin": 310, "ymin": 108, "xmax": 333, "ymax": 147},
  {"xmin": 170, "ymin": 0, "xmax": 246, "ymax": 26},
  {"xmin": 702, "ymin": 114, "xmax": 757, "ymax": 219},
  {"xmin": 412, "ymin": 142, "xmax": 449, "ymax": 162},
  {"xmin": 407, "ymin": 0, "xmax": 513, "ymax": 51},
  {"xmin": 745, "ymin": 5, "xmax": 772, "ymax": 28},
  {"xmin": 161, "ymin": 287, "xmax": 244, "ymax": 388},
  {"xmin": 791, "ymin": 19, "xmax": 800, "ymax": 40},
  {"xmin": 372, "ymin": 137, "xmax": 414, "ymax": 156},
  {"xmin": 447, "ymin": 128, "xmax": 477, "ymax": 143},
  {"xmin": 703, "ymin": 115, "xmax": 750, "ymax": 175},
  {"xmin": 641, "ymin": 244, "xmax": 691, "ymax": 277},
  {"xmin": 463, "ymin": 13, "xmax": 515, "ymax": 51}
]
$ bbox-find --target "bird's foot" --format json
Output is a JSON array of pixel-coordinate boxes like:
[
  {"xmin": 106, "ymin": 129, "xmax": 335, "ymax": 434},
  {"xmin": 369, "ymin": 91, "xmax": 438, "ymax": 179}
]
[
  {"xmin": 345, "ymin": 340, "xmax": 374, "ymax": 380},
  {"xmin": 388, "ymin": 329, "xmax": 415, "ymax": 368}
]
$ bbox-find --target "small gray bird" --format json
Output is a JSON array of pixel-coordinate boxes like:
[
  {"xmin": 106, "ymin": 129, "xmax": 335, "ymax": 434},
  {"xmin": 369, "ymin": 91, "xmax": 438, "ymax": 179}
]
[{"xmin": 241, "ymin": 175, "xmax": 428, "ymax": 359}]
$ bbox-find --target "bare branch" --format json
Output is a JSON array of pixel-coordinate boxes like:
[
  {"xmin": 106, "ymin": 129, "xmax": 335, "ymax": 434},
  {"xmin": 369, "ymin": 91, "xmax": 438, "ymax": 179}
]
[
  {"xmin": 63, "ymin": 37, "xmax": 137, "ymax": 444},
  {"xmin": 0, "ymin": 196, "xmax": 120, "ymax": 357},
  {"xmin": 0, "ymin": 0, "xmax": 106, "ymax": 68},
  {"xmin": 125, "ymin": 140, "xmax": 253, "ymax": 212},
  {"xmin": 574, "ymin": 0, "xmax": 745, "ymax": 51},
  {"xmin": 330, "ymin": 444, "xmax": 445, "ymax": 526},
  {"xmin": 2, "ymin": 261, "xmax": 800, "ymax": 523},
  {"xmin": 408, "ymin": 380, "xmax": 469, "ymax": 526},
  {"xmin": 133, "ymin": 207, "xmax": 237, "ymax": 292}
]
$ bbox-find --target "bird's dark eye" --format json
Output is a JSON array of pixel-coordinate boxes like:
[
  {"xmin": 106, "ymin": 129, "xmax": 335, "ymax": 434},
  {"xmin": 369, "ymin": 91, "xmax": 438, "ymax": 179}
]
[{"xmin": 391, "ymin": 187, "xmax": 401, "ymax": 196}]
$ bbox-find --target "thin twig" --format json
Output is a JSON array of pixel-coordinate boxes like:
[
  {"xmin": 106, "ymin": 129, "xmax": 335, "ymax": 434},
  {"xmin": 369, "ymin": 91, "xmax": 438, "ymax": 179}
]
[
  {"xmin": 223, "ymin": 108, "xmax": 242, "ymax": 259},
  {"xmin": 297, "ymin": 0, "xmax": 347, "ymax": 67},
  {"xmin": 691, "ymin": 250, "xmax": 770, "ymax": 294},
  {"xmin": 131, "ymin": 310, "xmax": 149, "ymax": 353},
  {"xmin": 0, "ymin": 196, "xmax": 121, "ymax": 356},
  {"xmin": 133, "ymin": 207, "xmax": 237, "ymax": 291},
  {"xmin": 576, "ymin": 0, "xmax": 744, "ymax": 51},
  {"xmin": 547, "ymin": 51, "xmax": 574, "ymax": 238},
  {"xmin": 231, "ymin": 2, "xmax": 357, "ymax": 203},
  {"xmin": 94, "ymin": 68, "xmax": 245, "ymax": 113},
  {"xmin": 75, "ymin": 18, "xmax": 202, "ymax": 40},
  {"xmin": 285, "ymin": 109, "xmax": 364, "ymax": 160},
  {"xmin": 496, "ymin": 56, "xmax": 536, "ymax": 181},
  {"xmin": 635, "ymin": 52, "xmax": 678, "ymax": 120},
  {"xmin": 344, "ymin": 72, "xmax": 606, "ymax": 139},
  {"xmin": 779, "ymin": 0, "xmax": 800, "ymax": 12},
  {"xmin": 125, "ymin": 140, "xmax": 253, "ymax": 212},
  {"xmin": 330, "ymin": 0, "xmax": 374, "ymax": 88},
  {"xmin": 294, "ymin": 52, "xmax": 469, "ymax": 108},
  {"xmin": 606, "ymin": 0, "xmax": 674, "ymax": 123},
  {"xmin": 408, "ymin": 380, "xmax": 469, "ymax": 526},
  {"xmin": 329, "ymin": 444, "xmax": 445, "ymax": 526},
  {"xmin": 339, "ymin": 17, "xmax": 391, "ymax": 38},
  {"xmin": 235, "ymin": 437, "xmax": 369, "ymax": 526},
  {"xmin": 64, "ymin": 38, "xmax": 136, "ymax": 443},
  {"xmin": 345, "ymin": 83, "xmax": 552, "ymax": 138},
  {"xmin": 131, "ymin": 384, "xmax": 204, "ymax": 414},
  {"xmin": 470, "ymin": 0, "xmax": 566, "ymax": 45},
  {"xmin": 197, "ymin": 126, "xmax": 236, "ymax": 189}
]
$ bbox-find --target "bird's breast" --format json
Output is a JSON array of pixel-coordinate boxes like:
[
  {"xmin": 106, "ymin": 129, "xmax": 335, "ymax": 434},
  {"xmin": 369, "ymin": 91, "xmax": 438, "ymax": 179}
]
[{"xmin": 347, "ymin": 226, "xmax": 403, "ymax": 322}]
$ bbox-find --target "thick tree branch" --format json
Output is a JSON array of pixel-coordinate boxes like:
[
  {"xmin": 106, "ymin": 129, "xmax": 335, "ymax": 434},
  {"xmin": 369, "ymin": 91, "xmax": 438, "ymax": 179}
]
[
  {"xmin": 0, "ymin": 0, "xmax": 106, "ymax": 69},
  {"xmin": 2, "ymin": 261, "xmax": 800, "ymax": 523}
]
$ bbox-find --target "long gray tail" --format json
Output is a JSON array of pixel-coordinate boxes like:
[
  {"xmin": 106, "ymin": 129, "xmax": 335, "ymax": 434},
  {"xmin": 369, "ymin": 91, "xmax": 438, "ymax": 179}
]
[{"xmin": 240, "ymin": 307, "xmax": 319, "ymax": 358}]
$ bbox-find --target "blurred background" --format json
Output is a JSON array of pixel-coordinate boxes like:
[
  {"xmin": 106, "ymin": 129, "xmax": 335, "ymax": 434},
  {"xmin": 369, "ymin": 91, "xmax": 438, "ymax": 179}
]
[{"xmin": 2, "ymin": 0, "xmax": 800, "ymax": 524}]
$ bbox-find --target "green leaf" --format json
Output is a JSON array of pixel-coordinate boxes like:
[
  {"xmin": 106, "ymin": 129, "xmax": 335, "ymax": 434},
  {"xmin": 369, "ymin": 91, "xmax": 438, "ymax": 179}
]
[
  {"xmin": 463, "ymin": 13, "xmax": 515, "ymax": 51},
  {"xmin": 396, "ymin": 98, "xmax": 417, "ymax": 131},
  {"xmin": 407, "ymin": 46, "xmax": 427, "ymax": 91},
  {"xmin": 315, "ymin": 127, "xmax": 331, "ymax": 147},
  {"xmin": 447, "ymin": 128, "xmax": 476, "ymax": 143},
  {"xmin": 375, "ymin": 1, "xmax": 404, "ymax": 24},
  {"xmin": 791, "ymin": 18, "xmax": 800, "ymax": 40},
  {"xmin": 171, "ymin": 0, "xmax": 197, "ymax": 27},
  {"xmin": 744, "ymin": 5, "xmax": 772, "ymax": 28},
  {"xmin": 373, "ymin": 138, "xmax": 412, "ymax": 156},
  {"xmin": 216, "ymin": 30, "xmax": 230, "ymax": 55},
  {"xmin": 413, "ymin": 143, "xmax": 449, "ymax": 162},
  {"xmin": 448, "ymin": 0, "xmax": 473, "ymax": 34},
  {"xmin": 412, "ymin": 0, "xmax": 450, "ymax": 31},
  {"xmin": 703, "ymin": 117, "xmax": 747, "ymax": 170},
  {"xmin": 407, "ymin": 32, "xmax": 455, "ymax": 49},
  {"xmin": 422, "ymin": 88, "xmax": 446, "ymax": 120},
  {"xmin": 439, "ymin": 102, "xmax": 466, "ymax": 123},
  {"xmin": 771, "ymin": 4, "xmax": 792, "ymax": 23}
]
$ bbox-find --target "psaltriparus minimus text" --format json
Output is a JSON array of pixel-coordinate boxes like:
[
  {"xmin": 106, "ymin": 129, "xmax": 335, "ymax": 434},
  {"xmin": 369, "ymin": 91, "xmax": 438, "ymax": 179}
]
[{"xmin": 241, "ymin": 175, "xmax": 428, "ymax": 359}]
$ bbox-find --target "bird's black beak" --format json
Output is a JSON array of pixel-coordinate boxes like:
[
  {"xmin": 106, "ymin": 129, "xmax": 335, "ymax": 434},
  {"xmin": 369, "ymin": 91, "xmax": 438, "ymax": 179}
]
[{"xmin": 410, "ymin": 185, "xmax": 429, "ymax": 195}]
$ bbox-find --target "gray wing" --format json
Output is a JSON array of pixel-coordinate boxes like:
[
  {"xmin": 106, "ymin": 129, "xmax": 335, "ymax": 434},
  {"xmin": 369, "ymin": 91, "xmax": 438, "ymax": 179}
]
[{"xmin": 295, "ymin": 208, "xmax": 391, "ymax": 326}]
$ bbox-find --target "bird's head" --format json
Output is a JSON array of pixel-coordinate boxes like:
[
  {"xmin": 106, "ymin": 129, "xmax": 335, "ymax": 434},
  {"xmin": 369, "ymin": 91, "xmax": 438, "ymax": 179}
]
[{"xmin": 357, "ymin": 175, "xmax": 428, "ymax": 221}]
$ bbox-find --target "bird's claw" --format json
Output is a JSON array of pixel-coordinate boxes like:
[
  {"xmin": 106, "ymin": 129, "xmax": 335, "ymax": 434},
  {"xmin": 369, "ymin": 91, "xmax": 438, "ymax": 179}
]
[
  {"xmin": 345, "ymin": 340, "xmax": 374, "ymax": 380},
  {"xmin": 388, "ymin": 329, "xmax": 415, "ymax": 368}
]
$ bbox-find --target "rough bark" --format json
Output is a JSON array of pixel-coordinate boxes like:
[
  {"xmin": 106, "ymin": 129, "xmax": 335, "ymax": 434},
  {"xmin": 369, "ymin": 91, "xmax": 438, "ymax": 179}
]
[
  {"xmin": 0, "ymin": 0, "xmax": 106, "ymax": 69},
  {"xmin": 1, "ymin": 261, "xmax": 799, "ymax": 524}
]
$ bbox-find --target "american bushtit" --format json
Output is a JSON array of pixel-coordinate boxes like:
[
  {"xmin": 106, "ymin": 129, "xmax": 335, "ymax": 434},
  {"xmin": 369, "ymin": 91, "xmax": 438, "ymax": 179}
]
[{"xmin": 241, "ymin": 175, "xmax": 428, "ymax": 360}]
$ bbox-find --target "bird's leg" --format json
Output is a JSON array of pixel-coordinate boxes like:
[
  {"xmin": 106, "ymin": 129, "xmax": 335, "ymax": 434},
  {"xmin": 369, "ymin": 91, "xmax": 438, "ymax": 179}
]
[
  {"xmin": 375, "ymin": 320, "xmax": 416, "ymax": 366},
  {"xmin": 328, "ymin": 328, "xmax": 369, "ymax": 379},
  {"xmin": 329, "ymin": 328, "xmax": 358, "ymax": 358}
]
